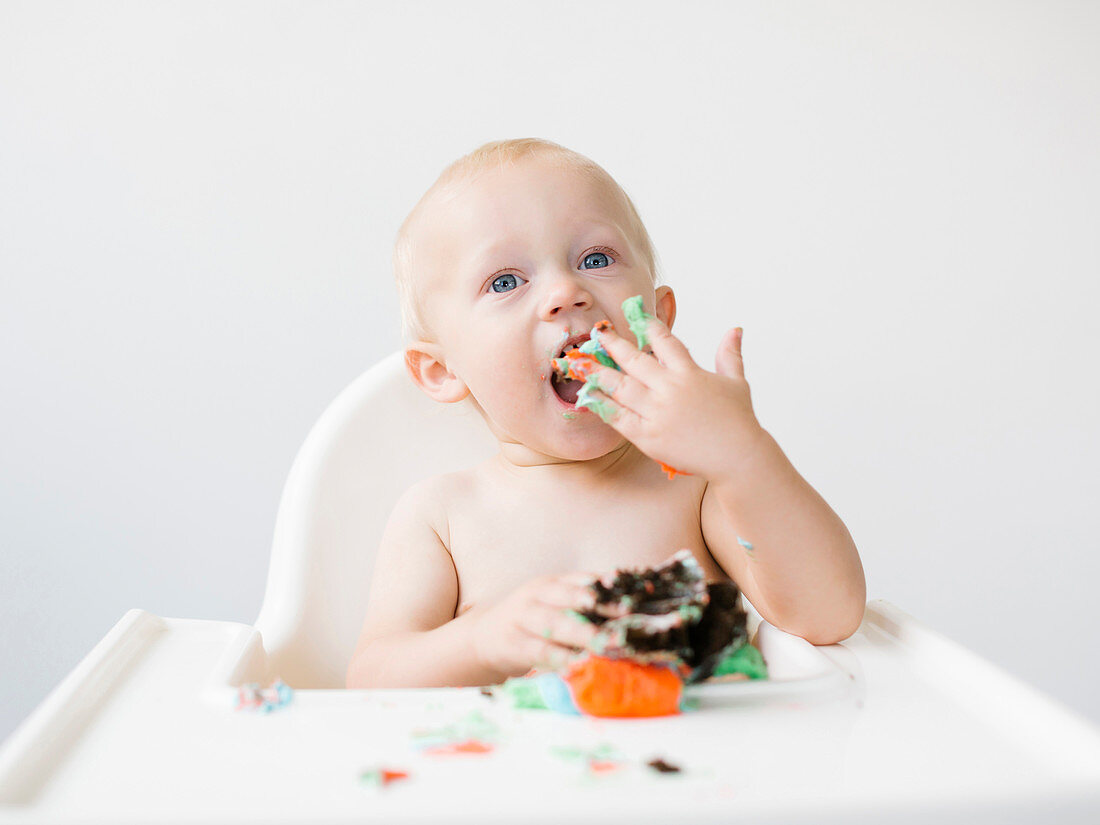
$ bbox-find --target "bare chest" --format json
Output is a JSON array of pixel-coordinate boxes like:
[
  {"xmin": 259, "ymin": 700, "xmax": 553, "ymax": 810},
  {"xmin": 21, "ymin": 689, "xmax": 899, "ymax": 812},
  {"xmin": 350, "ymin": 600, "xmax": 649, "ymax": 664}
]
[{"xmin": 446, "ymin": 472, "xmax": 727, "ymax": 615}]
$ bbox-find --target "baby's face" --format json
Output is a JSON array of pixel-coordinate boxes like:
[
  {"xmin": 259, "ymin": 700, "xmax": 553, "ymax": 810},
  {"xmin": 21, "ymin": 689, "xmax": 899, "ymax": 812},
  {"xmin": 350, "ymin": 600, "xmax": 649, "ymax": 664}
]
[{"xmin": 411, "ymin": 155, "xmax": 672, "ymax": 462}]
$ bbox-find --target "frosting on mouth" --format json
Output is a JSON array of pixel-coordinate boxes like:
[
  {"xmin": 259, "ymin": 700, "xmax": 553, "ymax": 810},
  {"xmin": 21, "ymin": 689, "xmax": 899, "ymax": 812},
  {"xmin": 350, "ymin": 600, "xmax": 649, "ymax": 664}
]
[
  {"xmin": 550, "ymin": 296, "xmax": 651, "ymax": 399},
  {"xmin": 550, "ymin": 372, "xmax": 583, "ymax": 405},
  {"xmin": 548, "ymin": 296, "xmax": 690, "ymax": 480},
  {"xmin": 550, "ymin": 330, "xmax": 611, "ymax": 406},
  {"xmin": 555, "ymin": 332, "xmax": 593, "ymax": 358}
]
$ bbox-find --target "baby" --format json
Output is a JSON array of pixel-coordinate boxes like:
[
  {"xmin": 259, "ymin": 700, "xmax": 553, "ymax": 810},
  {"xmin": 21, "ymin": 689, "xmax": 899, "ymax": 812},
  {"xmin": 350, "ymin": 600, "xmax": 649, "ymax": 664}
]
[{"xmin": 346, "ymin": 139, "xmax": 865, "ymax": 689}]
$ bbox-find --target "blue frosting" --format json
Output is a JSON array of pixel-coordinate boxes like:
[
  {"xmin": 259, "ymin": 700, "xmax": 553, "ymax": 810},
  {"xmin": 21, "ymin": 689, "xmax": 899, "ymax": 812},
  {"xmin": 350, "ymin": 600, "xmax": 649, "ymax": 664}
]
[{"xmin": 535, "ymin": 673, "xmax": 581, "ymax": 715}]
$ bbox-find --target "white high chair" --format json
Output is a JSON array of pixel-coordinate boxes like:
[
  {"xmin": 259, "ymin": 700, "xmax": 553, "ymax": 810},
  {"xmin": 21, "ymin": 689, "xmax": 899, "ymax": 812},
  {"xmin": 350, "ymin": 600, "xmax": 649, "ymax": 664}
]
[
  {"xmin": 254, "ymin": 350, "xmax": 497, "ymax": 690},
  {"xmin": 2, "ymin": 351, "xmax": 1100, "ymax": 824}
]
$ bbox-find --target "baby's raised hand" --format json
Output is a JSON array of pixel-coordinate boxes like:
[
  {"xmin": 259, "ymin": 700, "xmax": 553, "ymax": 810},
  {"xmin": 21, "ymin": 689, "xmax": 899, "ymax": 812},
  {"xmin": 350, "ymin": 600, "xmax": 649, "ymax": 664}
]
[
  {"xmin": 582, "ymin": 316, "xmax": 766, "ymax": 483},
  {"xmin": 469, "ymin": 571, "xmax": 600, "ymax": 680}
]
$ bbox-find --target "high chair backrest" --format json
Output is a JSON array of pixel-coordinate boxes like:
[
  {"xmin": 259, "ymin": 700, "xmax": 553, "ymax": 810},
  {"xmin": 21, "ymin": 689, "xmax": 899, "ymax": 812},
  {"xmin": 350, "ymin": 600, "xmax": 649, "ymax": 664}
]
[{"xmin": 254, "ymin": 351, "xmax": 498, "ymax": 687}]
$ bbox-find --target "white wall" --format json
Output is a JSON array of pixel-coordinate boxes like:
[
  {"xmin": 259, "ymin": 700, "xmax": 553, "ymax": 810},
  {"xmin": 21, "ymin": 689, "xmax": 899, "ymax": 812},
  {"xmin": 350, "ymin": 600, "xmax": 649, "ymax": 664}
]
[{"xmin": 2, "ymin": 0, "xmax": 1098, "ymax": 740}]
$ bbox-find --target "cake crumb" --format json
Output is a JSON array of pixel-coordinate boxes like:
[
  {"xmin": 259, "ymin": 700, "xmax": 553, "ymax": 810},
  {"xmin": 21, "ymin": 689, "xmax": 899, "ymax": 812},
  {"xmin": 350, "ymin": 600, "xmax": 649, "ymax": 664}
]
[{"xmin": 646, "ymin": 757, "xmax": 682, "ymax": 774}]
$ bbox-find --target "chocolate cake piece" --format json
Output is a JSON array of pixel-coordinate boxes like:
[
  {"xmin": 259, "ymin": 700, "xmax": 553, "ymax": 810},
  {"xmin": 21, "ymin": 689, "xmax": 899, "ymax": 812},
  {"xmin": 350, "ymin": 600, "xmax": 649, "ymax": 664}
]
[
  {"xmin": 585, "ymin": 549, "xmax": 708, "ymax": 617},
  {"xmin": 683, "ymin": 581, "xmax": 749, "ymax": 684},
  {"xmin": 579, "ymin": 550, "xmax": 748, "ymax": 678}
]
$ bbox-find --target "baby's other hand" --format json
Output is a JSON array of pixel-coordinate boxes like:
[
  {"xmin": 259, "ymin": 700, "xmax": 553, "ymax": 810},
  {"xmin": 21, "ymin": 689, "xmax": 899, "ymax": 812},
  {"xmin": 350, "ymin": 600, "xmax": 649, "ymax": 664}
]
[{"xmin": 469, "ymin": 571, "xmax": 601, "ymax": 680}]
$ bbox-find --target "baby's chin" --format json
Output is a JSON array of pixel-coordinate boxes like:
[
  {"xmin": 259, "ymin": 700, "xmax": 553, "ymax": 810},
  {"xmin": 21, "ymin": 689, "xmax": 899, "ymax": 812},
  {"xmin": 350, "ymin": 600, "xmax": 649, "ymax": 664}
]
[
  {"xmin": 484, "ymin": 412, "xmax": 628, "ymax": 463},
  {"xmin": 529, "ymin": 423, "xmax": 629, "ymax": 462},
  {"xmin": 466, "ymin": 387, "xmax": 627, "ymax": 461}
]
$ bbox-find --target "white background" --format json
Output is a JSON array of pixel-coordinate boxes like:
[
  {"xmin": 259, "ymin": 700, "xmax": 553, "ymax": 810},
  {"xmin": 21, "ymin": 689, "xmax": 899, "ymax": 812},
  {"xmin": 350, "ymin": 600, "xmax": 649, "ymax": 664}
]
[{"xmin": 2, "ymin": 0, "xmax": 1098, "ymax": 741}]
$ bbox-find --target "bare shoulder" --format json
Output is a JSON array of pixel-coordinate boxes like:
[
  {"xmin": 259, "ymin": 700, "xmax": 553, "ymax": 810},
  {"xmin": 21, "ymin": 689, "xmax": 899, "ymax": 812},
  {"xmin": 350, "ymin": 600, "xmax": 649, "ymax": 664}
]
[
  {"xmin": 395, "ymin": 464, "xmax": 486, "ymax": 539},
  {"xmin": 393, "ymin": 455, "xmax": 501, "ymax": 548},
  {"xmin": 350, "ymin": 470, "xmax": 480, "ymax": 650},
  {"xmin": 391, "ymin": 473, "xmax": 456, "ymax": 549}
]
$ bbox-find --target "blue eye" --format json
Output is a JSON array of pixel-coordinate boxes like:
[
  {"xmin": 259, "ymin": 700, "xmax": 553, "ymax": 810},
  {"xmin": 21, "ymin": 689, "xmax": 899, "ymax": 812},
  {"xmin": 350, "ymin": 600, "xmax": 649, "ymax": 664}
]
[
  {"xmin": 490, "ymin": 273, "xmax": 525, "ymax": 293},
  {"xmin": 582, "ymin": 251, "xmax": 614, "ymax": 269}
]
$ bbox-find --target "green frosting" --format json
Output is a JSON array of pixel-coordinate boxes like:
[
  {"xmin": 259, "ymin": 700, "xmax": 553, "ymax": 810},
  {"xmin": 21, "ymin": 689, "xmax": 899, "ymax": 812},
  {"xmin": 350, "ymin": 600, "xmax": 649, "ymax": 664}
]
[
  {"xmin": 577, "ymin": 336, "xmax": 618, "ymax": 368},
  {"xmin": 737, "ymin": 536, "xmax": 755, "ymax": 559},
  {"xmin": 677, "ymin": 603, "xmax": 704, "ymax": 623},
  {"xmin": 499, "ymin": 677, "xmax": 549, "ymax": 709},
  {"xmin": 553, "ymin": 294, "xmax": 654, "ymax": 425},
  {"xmin": 712, "ymin": 643, "xmax": 768, "ymax": 680},
  {"xmin": 622, "ymin": 294, "xmax": 655, "ymax": 349},
  {"xmin": 576, "ymin": 379, "xmax": 617, "ymax": 422}
]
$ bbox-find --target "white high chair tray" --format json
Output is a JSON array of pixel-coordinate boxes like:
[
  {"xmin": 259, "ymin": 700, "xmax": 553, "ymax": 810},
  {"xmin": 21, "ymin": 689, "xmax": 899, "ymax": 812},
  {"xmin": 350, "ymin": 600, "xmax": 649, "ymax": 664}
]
[{"xmin": 2, "ymin": 600, "xmax": 1099, "ymax": 824}]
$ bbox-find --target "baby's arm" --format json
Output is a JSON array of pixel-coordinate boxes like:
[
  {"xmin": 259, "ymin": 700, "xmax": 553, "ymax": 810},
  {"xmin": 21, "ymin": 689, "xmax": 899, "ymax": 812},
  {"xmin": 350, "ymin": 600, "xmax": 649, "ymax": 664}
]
[
  {"xmin": 700, "ymin": 431, "xmax": 866, "ymax": 644},
  {"xmin": 346, "ymin": 480, "xmax": 599, "ymax": 688},
  {"xmin": 346, "ymin": 480, "xmax": 505, "ymax": 688},
  {"xmin": 588, "ymin": 313, "xmax": 865, "ymax": 645}
]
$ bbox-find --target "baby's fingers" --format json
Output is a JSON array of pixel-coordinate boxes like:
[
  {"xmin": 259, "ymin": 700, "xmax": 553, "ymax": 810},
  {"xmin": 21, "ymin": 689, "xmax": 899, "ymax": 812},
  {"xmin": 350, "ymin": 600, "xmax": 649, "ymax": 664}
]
[
  {"xmin": 518, "ymin": 602, "xmax": 598, "ymax": 655},
  {"xmin": 526, "ymin": 638, "xmax": 582, "ymax": 672},
  {"xmin": 557, "ymin": 570, "xmax": 601, "ymax": 587},
  {"xmin": 533, "ymin": 574, "xmax": 599, "ymax": 611}
]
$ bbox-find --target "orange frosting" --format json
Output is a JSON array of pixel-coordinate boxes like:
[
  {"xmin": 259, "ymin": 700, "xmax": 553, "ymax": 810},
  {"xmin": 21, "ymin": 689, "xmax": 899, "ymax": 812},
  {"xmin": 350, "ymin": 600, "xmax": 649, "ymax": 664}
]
[
  {"xmin": 563, "ymin": 655, "xmax": 682, "ymax": 717},
  {"xmin": 658, "ymin": 461, "xmax": 688, "ymax": 480},
  {"xmin": 561, "ymin": 349, "xmax": 602, "ymax": 381}
]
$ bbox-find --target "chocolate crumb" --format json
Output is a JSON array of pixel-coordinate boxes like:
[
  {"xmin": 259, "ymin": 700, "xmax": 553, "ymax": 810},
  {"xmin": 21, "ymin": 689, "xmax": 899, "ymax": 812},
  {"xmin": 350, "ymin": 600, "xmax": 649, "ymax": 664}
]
[
  {"xmin": 479, "ymin": 687, "xmax": 494, "ymax": 698},
  {"xmin": 646, "ymin": 757, "xmax": 682, "ymax": 773}
]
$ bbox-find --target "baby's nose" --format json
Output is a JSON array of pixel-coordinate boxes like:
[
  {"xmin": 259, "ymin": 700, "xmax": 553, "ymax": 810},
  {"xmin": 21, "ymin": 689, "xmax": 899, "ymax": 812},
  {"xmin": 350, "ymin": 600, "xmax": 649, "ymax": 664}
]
[
  {"xmin": 541, "ymin": 275, "xmax": 594, "ymax": 318},
  {"xmin": 548, "ymin": 297, "xmax": 590, "ymax": 315}
]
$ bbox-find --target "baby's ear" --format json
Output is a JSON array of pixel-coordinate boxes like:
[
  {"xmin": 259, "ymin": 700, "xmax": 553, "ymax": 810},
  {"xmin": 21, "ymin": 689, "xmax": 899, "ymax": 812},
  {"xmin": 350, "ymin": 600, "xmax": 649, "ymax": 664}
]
[
  {"xmin": 405, "ymin": 344, "xmax": 470, "ymax": 403},
  {"xmin": 655, "ymin": 285, "xmax": 677, "ymax": 331}
]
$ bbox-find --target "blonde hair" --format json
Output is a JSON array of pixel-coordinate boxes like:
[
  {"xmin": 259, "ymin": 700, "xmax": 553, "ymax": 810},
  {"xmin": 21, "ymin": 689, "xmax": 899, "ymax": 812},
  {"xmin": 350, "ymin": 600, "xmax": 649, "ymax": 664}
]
[{"xmin": 392, "ymin": 138, "xmax": 662, "ymax": 344}]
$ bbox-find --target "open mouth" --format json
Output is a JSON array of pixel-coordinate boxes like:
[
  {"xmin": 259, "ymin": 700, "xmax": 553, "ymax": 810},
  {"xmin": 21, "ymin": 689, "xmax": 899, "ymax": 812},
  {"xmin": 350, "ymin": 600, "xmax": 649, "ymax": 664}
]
[
  {"xmin": 552, "ymin": 374, "xmax": 583, "ymax": 405},
  {"xmin": 550, "ymin": 334, "xmax": 590, "ymax": 406}
]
